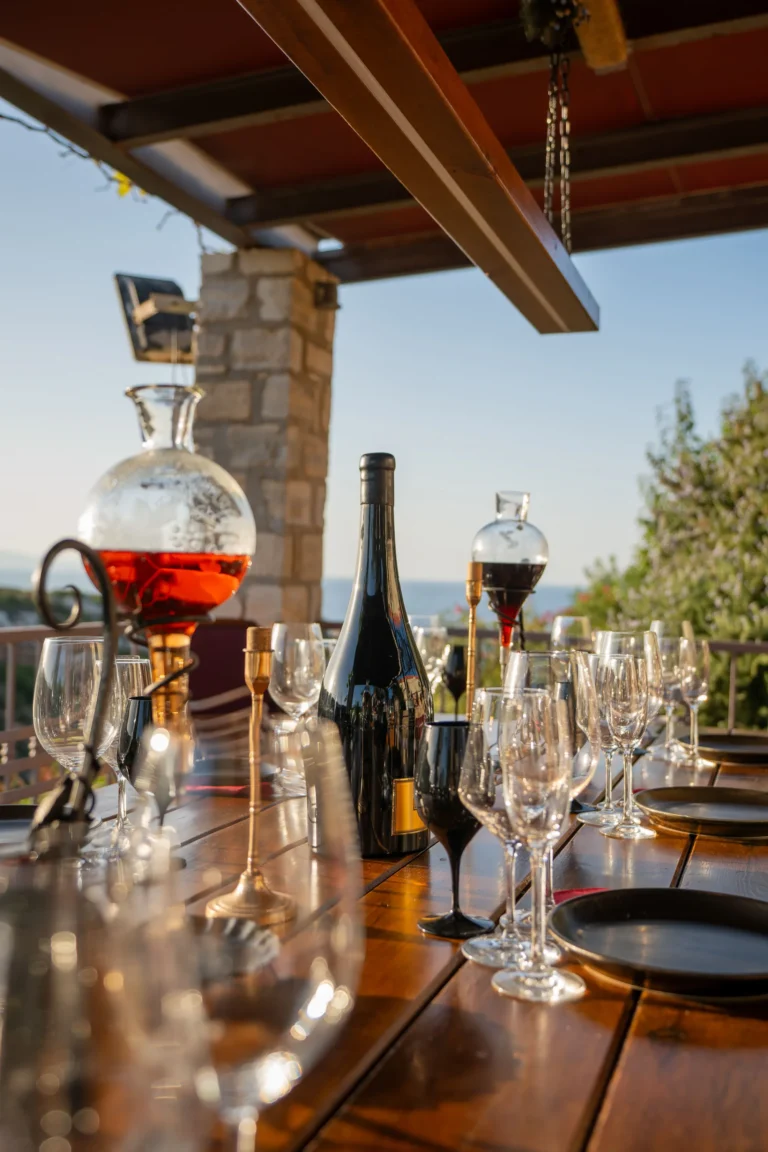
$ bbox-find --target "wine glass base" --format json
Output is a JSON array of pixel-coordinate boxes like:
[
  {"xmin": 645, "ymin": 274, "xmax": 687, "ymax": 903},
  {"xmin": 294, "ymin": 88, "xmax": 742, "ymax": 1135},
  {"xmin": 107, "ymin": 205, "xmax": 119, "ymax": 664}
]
[
  {"xmin": 492, "ymin": 967, "xmax": 586, "ymax": 1004},
  {"xmin": 461, "ymin": 931, "xmax": 527, "ymax": 969},
  {"xmin": 577, "ymin": 808, "xmax": 621, "ymax": 828},
  {"xmin": 206, "ymin": 871, "xmax": 296, "ymax": 925},
  {"xmin": 647, "ymin": 739, "xmax": 687, "ymax": 763},
  {"xmin": 601, "ymin": 820, "xmax": 656, "ymax": 841},
  {"xmin": 418, "ymin": 911, "xmax": 494, "ymax": 940}
]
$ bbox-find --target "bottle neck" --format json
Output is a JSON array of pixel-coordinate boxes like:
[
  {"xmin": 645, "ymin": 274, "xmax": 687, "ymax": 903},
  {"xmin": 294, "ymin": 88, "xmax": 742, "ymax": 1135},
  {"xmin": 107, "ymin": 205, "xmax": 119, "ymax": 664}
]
[
  {"xmin": 353, "ymin": 503, "xmax": 404, "ymax": 617},
  {"xmin": 127, "ymin": 385, "xmax": 202, "ymax": 451}
]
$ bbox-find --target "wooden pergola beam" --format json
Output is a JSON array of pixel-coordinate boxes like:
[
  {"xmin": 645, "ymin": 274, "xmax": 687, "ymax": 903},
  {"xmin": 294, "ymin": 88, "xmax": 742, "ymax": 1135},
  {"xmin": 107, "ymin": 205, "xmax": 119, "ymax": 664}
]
[
  {"xmin": 226, "ymin": 105, "xmax": 768, "ymax": 228},
  {"xmin": 97, "ymin": 1, "xmax": 768, "ymax": 149},
  {"xmin": 232, "ymin": 0, "xmax": 598, "ymax": 334},
  {"xmin": 316, "ymin": 185, "xmax": 768, "ymax": 281},
  {"xmin": 576, "ymin": 0, "xmax": 628, "ymax": 73}
]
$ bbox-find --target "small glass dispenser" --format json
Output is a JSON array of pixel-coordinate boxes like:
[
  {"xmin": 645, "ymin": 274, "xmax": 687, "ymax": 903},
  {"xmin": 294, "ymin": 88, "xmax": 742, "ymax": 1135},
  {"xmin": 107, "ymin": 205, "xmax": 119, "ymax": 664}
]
[{"xmin": 471, "ymin": 491, "xmax": 548, "ymax": 675}]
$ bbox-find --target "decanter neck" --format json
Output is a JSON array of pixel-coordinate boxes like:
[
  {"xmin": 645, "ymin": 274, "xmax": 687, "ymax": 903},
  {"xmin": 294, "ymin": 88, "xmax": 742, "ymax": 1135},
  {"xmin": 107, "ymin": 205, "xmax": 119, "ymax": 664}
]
[
  {"xmin": 126, "ymin": 385, "xmax": 202, "ymax": 451},
  {"xmin": 496, "ymin": 491, "xmax": 529, "ymax": 521}
]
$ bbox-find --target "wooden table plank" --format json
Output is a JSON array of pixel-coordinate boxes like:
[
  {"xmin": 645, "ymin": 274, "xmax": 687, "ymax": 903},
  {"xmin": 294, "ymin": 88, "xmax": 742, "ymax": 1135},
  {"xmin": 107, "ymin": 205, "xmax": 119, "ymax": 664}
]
[
  {"xmin": 256, "ymin": 829, "xmax": 506, "ymax": 1151},
  {"xmin": 588, "ymin": 761, "xmax": 768, "ymax": 1152},
  {"xmin": 299, "ymin": 757, "xmax": 697, "ymax": 1152}
]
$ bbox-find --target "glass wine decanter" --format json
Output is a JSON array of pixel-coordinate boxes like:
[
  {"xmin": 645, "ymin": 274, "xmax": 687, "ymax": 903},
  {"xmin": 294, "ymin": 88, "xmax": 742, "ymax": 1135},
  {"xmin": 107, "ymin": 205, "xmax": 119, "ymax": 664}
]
[
  {"xmin": 78, "ymin": 385, "xmax": 256, "ymax": 729},
  {"xmin": 471, "ymin": 492, "xmax": 548, "ymax": 675}
]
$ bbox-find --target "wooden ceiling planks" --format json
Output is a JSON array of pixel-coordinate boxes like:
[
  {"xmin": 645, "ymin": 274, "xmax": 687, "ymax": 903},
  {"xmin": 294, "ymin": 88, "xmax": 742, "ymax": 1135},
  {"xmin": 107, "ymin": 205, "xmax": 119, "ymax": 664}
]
[{"xmin": 234, "ymin": 0, "xmax": 598, "ymax": 333}]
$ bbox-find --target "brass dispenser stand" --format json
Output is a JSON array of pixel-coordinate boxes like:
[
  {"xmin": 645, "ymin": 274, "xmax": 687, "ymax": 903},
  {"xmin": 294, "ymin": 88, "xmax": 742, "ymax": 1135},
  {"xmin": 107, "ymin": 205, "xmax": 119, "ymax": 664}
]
[
  {"xmin": 465, "ymin": 561, "xmax": 483, "ymax": 720},
  {"xmin": 205, "ymin": 626, "xmax": 295, "ymax": 923}
]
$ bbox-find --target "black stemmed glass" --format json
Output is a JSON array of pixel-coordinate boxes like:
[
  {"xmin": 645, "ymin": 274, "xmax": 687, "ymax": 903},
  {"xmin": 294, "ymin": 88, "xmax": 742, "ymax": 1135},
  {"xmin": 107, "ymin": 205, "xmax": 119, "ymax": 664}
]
[
  {"xmin": 442, "ymin": 644, "xmax": 467, "ymax": 717},
  {"xmin": 118, "ymin": 695, "xmax": 155, "ymax": 787},
  {"xmin": 415, "ymin": 720, "xmax": 494, "ymax": 940}
]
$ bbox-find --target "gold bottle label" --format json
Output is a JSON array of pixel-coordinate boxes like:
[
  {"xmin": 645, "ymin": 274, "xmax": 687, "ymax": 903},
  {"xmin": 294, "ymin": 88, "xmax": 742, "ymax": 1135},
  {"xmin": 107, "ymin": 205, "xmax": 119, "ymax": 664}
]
[{"xmin": 391, "ymin": 778, "xmax": 426, "ymax": 836}]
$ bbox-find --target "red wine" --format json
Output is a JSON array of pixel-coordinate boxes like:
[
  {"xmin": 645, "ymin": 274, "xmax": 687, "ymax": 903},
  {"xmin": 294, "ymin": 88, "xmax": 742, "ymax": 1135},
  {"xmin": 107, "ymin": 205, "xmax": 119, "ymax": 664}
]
[
  {"xmin": 482, "ymin": 561, "xmax": 546, "ymax": 647},
  {"xmin": 318, "ymin": 454, "xmax": 432, "ymax": 858},
  {"xmin": 97, "ymin": 550, "xmax": 250, "ymax": 635}
]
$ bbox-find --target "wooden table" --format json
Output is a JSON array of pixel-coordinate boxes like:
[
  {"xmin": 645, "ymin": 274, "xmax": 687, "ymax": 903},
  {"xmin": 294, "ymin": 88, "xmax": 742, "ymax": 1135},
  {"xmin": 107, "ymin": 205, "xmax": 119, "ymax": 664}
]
[{"xmin": 103, "ymin": 751, "xmax": 768, "ymax": 1152}]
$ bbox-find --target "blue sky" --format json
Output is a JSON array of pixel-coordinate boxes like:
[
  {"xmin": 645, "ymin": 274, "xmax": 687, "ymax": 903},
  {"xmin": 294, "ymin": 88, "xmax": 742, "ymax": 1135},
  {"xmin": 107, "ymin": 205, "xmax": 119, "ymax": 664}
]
[{"xmin": 1, "ymin": 101, "xmax": 766, "ymax": 587}]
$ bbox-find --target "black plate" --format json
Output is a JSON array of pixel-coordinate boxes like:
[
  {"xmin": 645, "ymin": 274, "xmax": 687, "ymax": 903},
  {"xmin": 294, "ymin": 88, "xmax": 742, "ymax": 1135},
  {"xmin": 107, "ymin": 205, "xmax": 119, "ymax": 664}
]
[
  {"xmin": 635, "ymin": 786, "xmax": 768, "ymax": 840},
  {"xmin": 550, "ymin": 888, "xmax": 768, "ymax": 997},
  {"xmin": 697, "ymin": 733, "xmax": 768, "ymax": 767}
]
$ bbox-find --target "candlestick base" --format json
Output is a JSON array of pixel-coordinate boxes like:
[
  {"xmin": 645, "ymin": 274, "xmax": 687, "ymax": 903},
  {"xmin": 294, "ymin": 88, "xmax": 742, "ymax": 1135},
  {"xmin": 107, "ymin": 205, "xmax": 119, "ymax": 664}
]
[{"xmin": 205, "ymin": 869, "xmax": 296, "ymax": 924}]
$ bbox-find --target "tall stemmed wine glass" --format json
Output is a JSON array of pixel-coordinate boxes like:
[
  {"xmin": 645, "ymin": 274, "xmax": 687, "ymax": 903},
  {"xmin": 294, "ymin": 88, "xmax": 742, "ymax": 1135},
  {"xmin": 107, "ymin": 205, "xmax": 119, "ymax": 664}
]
[
  {"xmin": 458, "ymin": 689, "xmax": 526, "ymax": 968},
  {"xmin": 648, "ymin": 620, "xmax": 693, "ymax": 759},
  {"xmin": 576, "ymin": 654, "xmax": 622, "ymax": 827},
  {"xmin": 493, "ymin": 689, "xmax": 586, "ymax": 1004},
  {"xmin": 654, "ymin": 638, "xmax": 685, "ymax": 762},
  {"xmin": 600, "ymin": 645, "xmax": 655, "ymax": 840},
  {"xmin": 550, "ymin": 615, "xmax": 593, "ymax": 651},
  {"xmin": 504, "ymin": 650, "xmax": 600, "ymax": 926},
  {"xmin": 680, "ymin": 637, "xmax": 711, "ymax": 769},
  {"xmin": 98, "ymin": 656, "xmax": 152, "ymax": 851},
  {"xmin": 270, "ymin": 624, "xmax": 326, "ymax": 724},
  {"xmin": 33, "ymin": 637, "xmax": 114, "ymax": 826},
  {"xmin": 442, "ymin": 644, "xmax": 467, "ymax": 717},
  {"xmin": 415, "ymin": 721, "xmax": 494, "ymax": 940},
  {"xmin": 410, "ymin": 618, "xmax": 450, "ymax": 692}
]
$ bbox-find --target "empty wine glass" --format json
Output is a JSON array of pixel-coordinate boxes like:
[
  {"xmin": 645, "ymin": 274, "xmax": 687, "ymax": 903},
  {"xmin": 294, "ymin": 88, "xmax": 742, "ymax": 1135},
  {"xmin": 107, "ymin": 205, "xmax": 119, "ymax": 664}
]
[
  {"xmin": 98, "ymin": 656, "xmax": 152, "ymax": 852},
  {"xmin": 493, "ymin": 689, "xmax": 585, "ymax": 1004},
  {"xmin": 576, "ymin": 653, "xmax": 622, "ymax": 828},
  {"xmin": 33, "ymin": 635, "xmax": 109, "ymax": 777},
  {"xmin": 270, "ymin": 624, "xmax": 326, "ymax": 724},
  {"xmin": 415, "ymin": 721, "xmax": 494, "ymax": 940},
  {"xmin": 458, "ymin": 689, "xmax": 527, "ymax": 968},
  {"xmin": 600, "ymin": 648, "xmax": 654, "ymax": 840},
  {"xmin": 504, "ymin": 650, "xmax": 600, "ymax": 930},
  {"xmin": 442, "ymin": 644, "xmax": 467, "ymax": 717},
  {"xmin": 680, "ymin": 637, "xmax": 711, "ymax": 769},
  {"xmin": 550, "ymin": 615, "xmax": 593, "ymax": 651},
  {"xmin": 410, "ymin": 618, "xmax": 450, "ymax": 691},
  {"xmin": 653, "ymin": 638, "xmax": 686, "ymax": 762}
]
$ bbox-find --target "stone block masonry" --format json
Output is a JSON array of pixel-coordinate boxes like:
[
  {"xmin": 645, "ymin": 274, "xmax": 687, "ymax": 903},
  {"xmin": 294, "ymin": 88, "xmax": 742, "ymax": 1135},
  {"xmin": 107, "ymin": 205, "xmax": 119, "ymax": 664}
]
[{"xmin": 195, "ymin": 248, "xmax": 337, "ymax": 624}]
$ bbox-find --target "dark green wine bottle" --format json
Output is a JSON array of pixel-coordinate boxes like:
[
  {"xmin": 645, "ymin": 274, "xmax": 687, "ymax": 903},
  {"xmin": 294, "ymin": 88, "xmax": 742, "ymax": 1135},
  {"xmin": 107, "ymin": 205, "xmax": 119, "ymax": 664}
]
[{"xmin": 318, "ymin": 453, "xmax": 432, "ymax": 857}]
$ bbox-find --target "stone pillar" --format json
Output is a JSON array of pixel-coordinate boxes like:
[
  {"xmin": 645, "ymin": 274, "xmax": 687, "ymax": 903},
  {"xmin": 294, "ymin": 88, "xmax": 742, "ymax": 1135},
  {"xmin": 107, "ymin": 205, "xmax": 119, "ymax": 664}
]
[{"xmin": 194, "ymin": 248, "xmax": 337, "ymax": 625}]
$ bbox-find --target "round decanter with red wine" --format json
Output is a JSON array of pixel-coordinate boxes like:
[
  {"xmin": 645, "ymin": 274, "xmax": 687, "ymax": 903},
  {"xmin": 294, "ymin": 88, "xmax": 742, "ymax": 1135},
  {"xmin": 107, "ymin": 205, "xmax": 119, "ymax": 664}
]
[
  {"xmin": 78, "ymin": 384, "xmax": 256, "ymax": 726},
  {"xmin": 471, "ymin": 491, "xmax": 548, "ymax": 672}
]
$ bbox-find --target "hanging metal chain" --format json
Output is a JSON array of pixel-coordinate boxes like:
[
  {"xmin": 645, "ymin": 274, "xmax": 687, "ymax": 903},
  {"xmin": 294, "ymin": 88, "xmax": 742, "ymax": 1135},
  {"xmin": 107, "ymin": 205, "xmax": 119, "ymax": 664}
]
[
  {"xmin": 558, "ymin": 54, "xmax": 572, "ymax": 252},
  {"xmin": 544, "ymin": 50, "xmax": 573, "ymax": 253},
  {"xmin": 543, "ymin": 51, "xmax": 560, "ymax": 224}
]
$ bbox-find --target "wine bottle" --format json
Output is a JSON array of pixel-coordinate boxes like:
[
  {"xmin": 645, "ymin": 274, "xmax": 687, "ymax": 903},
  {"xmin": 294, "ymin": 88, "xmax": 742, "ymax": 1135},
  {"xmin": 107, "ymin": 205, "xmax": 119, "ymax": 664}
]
[{"xmin": 318, "ymin": 453, "xmax": 432, "ymax": 857}]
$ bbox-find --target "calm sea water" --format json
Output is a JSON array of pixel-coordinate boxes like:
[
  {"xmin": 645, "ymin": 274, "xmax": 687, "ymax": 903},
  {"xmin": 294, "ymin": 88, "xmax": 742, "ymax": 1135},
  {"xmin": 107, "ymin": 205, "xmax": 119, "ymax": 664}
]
[
  {"xmin": 322, "ymin": 577, "xmax": 578, "ymax": 625},
  {"xmin": 0, "ymin": 566, "xmax": 577, "ymax": 625}
]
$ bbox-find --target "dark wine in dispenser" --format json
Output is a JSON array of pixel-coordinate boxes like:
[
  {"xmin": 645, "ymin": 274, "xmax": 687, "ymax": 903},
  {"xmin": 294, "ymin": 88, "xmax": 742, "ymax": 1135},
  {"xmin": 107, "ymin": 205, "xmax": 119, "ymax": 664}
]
[{"xmin": 481, "ymin": 561, "xmax": 546, "ymax": 647}]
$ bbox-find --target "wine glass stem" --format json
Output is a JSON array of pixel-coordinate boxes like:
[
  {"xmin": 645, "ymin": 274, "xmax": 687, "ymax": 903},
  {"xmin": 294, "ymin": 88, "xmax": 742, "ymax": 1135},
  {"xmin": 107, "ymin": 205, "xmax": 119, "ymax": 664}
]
[
  {"xmin": 529, "ymin": 844, "xmax": 548, "ymax": 974},
  {"xmin": 450, "ymin": 851, "xmax": 462, "ymax": 917},
  {"xmin": 690, "ymin": 705, "xmax": 699, "ymax": 759},
  {"xmin": 504, "ymin": 843, "xmax": 518, "ymax": 923},
  {"xmin": 117, "ymin": 775, "xmax": 127, "ymax": 828},
  {"xmin": 665, "ymin": 705, "xmax": 675, "ymax": 748},
  {"xmin": 227, "ymin": 1115, "xmax": 258, "ymax": 1152},
  {"xmin": 622, "ymin": 750, "xmax": 634, "ymax": 820},
  {"xmin": 545, "ymin": 847, "xmax": 554, "ymax": 912}
]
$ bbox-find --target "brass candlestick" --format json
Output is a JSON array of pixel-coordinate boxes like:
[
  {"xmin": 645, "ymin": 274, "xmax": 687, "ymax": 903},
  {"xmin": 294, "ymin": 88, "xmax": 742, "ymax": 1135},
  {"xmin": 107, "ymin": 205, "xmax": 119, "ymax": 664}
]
[
  {"xmin": 205, "ymin": 626, "xmax": 296, "ymax": 924},
  {"xmin": 465, "ymin": 561, "xmax": 483, "ymax": 720}
]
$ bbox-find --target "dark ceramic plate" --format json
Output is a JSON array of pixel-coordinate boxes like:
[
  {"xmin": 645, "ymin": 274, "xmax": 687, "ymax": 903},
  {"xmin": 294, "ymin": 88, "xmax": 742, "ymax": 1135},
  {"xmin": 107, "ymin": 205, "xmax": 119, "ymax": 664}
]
[
  {"xmin": 697, "ymin": 734, "xmax": 768, "ymax": 767},
  {"xmin": 550, "ymin": 887, "xmax": 768, "ymax": 997},
  {"xmin": 634, "ymin": 786, "xmax": 768, "ymax": 840}
]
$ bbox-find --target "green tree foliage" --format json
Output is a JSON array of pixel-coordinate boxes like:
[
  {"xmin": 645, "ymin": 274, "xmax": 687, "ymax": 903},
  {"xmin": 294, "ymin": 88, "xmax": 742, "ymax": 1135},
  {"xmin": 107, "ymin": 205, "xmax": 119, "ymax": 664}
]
[{"xmin": 575, "ymin": 365, "xmax": 768, "ymax": 729}]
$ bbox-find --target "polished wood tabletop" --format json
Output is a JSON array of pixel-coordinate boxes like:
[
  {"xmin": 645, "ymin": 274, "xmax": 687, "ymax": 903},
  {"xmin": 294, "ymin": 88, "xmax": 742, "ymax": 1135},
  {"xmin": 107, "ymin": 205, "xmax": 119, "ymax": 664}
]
[{"xmin": 101, "ymin": 749, "xmax": 768, "ymax": 1152}]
